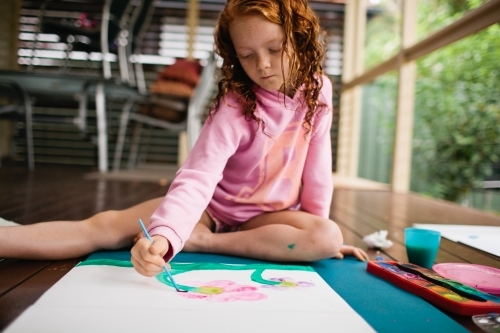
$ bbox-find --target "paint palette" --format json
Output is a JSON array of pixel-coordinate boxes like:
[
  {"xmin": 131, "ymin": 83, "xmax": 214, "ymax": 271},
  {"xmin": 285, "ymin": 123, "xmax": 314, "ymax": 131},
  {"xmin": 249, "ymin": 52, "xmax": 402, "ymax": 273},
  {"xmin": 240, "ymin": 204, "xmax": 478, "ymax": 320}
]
[
  {"xmin": 367, "ymin": 260, "xmax": 500, "ymax": 316},
  {"xmin": 433, "ymin": 263, "xmax": 500, "ymax": 296}
]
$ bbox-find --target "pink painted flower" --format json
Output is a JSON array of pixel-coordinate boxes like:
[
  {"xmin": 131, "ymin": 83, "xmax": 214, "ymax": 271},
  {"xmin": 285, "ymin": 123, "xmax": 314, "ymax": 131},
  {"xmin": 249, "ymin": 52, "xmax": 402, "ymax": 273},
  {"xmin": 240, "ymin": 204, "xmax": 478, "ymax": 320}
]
[
  {"xmin": 178, "ymin": 280, "xmax": 267, "ymax": 302},
  {"xmin": 261, "ymin": 277, "xmax": 315, "ymax": 290}
]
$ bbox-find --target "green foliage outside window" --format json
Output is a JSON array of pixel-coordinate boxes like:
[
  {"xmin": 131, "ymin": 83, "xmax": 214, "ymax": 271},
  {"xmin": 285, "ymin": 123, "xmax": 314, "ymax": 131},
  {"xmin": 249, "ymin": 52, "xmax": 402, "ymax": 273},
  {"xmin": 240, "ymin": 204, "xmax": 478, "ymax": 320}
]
[
  {"xmin": 363, "ymin": 0, "xmax": 500, "ymax": 203},
  {"xmin": 411, "ymin": 12, "xmax": 500, "ymax": 202}
]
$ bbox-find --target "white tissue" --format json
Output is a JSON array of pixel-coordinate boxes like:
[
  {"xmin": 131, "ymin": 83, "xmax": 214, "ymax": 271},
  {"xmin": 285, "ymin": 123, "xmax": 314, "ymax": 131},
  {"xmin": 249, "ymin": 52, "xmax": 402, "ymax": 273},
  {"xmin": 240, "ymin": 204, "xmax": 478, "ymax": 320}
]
[{"xmin": 363, "ymin": 230, "xmax": 394, "ymax": 249}]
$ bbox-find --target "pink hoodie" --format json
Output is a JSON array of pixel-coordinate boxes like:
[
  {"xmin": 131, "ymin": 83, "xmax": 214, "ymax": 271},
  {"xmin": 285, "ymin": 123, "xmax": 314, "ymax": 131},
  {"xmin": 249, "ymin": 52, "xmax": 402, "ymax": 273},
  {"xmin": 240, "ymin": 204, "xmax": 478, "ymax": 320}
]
[{"xmin": 148, "ymin": 76, "xmax": 333, "ymax": 259}]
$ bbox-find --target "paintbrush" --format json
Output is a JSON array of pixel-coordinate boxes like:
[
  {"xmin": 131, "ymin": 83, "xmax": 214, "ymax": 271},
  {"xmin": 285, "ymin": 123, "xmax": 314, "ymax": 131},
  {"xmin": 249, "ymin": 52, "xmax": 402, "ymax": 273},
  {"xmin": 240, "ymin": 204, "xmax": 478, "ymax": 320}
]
[{"xmin": 138, "ymin": 219, "xmax": 186, "ymax": 292}]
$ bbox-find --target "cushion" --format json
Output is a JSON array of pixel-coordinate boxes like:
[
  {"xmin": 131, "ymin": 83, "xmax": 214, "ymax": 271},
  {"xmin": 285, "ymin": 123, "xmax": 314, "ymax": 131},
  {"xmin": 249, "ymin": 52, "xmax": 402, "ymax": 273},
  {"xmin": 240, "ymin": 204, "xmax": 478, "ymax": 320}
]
[
  {"xmin": 149, "ymin": 81, "xmax": 194, "ymax": 98},
  {"xmin": 138, "ymin": 103, "xmax": 186, "ymax": 123},
  {"xmin": 158, "ymin": 58, "xmax": 202, "ymax": 87}
]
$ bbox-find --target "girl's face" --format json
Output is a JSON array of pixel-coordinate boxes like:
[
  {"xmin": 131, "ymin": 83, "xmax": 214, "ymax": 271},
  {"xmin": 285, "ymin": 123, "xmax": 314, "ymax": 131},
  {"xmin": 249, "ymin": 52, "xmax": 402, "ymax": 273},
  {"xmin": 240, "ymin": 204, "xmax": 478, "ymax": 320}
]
[{"xmin": 229, "ymin": 14, "xmax": 291, "ymax": 94}]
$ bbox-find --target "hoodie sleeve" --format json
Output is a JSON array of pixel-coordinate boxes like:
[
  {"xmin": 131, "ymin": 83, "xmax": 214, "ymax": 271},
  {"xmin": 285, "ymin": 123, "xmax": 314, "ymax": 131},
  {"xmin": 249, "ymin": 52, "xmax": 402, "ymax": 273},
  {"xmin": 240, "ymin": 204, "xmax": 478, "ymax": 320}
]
[
  {"xmin": 299, "ymin": 77, "xmax": 334, "ymax": 218},
  {"xmin": 147, "ymin": 95, "xmax": 245, "ymax": 260}
]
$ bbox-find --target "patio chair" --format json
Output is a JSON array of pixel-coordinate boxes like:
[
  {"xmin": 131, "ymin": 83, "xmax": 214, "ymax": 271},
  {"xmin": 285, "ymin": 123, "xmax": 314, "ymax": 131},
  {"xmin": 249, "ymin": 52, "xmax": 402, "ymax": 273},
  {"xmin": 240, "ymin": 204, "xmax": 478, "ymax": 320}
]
[
  {"xmin": 29, "ymin": 0, "xmax": 138, "ymax": 82},
  {"xmin": 112, "ymin": 52, "xmax": 218, "ymax": 171},
  {"xmin": 5, "ymin": 0, "xmax": 155, "ymax": 172},
  {"xmin": 0, "ymin": 80, "xmax": 34, "ymax": 170}
]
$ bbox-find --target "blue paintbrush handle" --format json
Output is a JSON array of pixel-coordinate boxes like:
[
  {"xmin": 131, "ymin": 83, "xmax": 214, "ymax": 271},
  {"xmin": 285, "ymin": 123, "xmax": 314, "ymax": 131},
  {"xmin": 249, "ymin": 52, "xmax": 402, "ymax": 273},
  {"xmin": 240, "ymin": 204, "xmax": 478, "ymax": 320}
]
[{"xmin": 138, "ymin": 219, "xmax": 183, "ymax": 292}]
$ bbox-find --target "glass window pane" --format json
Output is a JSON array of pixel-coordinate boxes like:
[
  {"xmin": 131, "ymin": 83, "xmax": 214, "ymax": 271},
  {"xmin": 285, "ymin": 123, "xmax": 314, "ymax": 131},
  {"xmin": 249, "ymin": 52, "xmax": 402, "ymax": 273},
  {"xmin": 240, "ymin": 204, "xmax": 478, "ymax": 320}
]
[
  {"xmin": 417, "ymin": 0, "xmax": 488, "ymax": 41},
  {"xmin": 358, "ymin": 71, "xmax": 398, "ymax": 183},
  {"xmin": 411, "ymin": 24, "xmax": 500, "ymax": 213},
  {"xmin": 364, "ymin": 0, "xmax": 402, "ymax": 70}
]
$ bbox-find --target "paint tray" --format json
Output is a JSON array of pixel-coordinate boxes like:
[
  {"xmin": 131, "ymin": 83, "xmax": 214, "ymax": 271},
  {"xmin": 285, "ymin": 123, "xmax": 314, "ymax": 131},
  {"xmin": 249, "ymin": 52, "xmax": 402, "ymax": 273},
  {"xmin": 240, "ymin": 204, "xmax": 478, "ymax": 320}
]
[{"xmin": 367, "ymin": 260, "xmax": 500, "ymax": 316}]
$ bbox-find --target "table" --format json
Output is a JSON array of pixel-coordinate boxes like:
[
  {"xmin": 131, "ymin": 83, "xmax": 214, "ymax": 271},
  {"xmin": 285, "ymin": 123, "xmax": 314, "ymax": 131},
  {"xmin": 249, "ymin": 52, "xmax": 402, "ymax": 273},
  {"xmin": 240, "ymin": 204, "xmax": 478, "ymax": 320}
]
[{"xmin": 0, "ymin": 70, "xmax": 142, "ymax": 172}]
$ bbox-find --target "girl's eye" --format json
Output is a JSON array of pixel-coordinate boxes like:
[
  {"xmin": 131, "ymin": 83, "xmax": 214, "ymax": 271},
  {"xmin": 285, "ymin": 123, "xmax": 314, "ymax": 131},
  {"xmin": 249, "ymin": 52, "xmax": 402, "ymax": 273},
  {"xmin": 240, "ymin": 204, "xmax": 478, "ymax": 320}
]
[{"xmin": 241, "ymin": 54, "xmax": 253, "ymax": 59}]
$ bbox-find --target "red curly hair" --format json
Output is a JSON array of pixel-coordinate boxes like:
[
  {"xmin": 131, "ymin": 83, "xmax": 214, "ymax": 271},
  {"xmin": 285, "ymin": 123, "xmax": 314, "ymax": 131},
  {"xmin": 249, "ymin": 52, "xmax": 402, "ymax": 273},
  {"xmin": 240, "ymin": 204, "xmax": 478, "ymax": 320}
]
[{"xmin": 212, "ymin": 0, "xmax": 327, "ymax": 134}]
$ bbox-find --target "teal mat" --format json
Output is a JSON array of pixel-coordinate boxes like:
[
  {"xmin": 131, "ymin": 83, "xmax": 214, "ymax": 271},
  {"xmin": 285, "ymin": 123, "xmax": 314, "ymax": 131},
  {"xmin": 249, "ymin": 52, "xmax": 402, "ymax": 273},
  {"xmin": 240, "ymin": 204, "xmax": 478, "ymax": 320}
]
[{"xmin": 87, "ymin": 251, "xmax": 469, "ymax": 333}]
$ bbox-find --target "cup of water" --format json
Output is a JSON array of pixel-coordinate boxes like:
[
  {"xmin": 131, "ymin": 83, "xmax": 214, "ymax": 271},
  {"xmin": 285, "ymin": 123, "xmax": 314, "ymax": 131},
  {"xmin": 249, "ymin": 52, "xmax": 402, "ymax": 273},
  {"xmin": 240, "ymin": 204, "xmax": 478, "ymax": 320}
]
[{"xmin": 404, "ymin": 228, "xmax": 441, "ymax": 269}]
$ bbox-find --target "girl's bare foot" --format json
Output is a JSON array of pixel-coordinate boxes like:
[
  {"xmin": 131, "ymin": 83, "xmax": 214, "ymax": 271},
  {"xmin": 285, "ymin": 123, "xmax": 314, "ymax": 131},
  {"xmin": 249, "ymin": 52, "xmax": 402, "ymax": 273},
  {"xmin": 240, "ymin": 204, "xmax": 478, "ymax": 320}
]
[{"xmin": 182, "ymin": 223, "xmax": 213, "ymax": 253}]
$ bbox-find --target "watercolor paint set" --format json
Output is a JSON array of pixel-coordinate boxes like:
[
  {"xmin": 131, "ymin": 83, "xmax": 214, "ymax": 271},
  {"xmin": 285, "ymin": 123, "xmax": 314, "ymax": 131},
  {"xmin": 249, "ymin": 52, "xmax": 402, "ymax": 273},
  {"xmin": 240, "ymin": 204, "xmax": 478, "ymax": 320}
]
[{"xmin": 367, "ymin": 260, "xmax": 500, "ymax": 316}]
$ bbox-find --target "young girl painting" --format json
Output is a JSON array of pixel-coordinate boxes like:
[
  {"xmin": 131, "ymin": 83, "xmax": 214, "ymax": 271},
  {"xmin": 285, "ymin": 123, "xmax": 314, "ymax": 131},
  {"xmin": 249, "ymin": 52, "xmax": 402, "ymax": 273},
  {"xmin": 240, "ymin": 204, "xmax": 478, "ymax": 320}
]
[{"xmin": 0, "ymin": 0, "xmax": 368, "ymax": 273}]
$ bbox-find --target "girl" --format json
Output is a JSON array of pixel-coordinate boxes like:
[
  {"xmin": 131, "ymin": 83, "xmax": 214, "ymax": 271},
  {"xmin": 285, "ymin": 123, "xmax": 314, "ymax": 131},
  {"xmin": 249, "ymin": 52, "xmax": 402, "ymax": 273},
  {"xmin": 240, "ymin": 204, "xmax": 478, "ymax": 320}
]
[
  {"xmin": 0, "ymin": 0, "xmax": 368, "ymax": 269},
  {"xmin": 131, "ymin": 0, "xmax": 368, "ymax": 276}
]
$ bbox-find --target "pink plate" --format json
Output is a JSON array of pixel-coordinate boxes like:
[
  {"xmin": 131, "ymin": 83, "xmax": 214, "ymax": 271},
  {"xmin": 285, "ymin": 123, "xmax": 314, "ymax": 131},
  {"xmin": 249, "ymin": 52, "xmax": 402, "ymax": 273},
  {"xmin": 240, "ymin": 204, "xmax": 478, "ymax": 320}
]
[{"xmin": 433, "ymin": 263, "xmax": 500, "ymax": 296}]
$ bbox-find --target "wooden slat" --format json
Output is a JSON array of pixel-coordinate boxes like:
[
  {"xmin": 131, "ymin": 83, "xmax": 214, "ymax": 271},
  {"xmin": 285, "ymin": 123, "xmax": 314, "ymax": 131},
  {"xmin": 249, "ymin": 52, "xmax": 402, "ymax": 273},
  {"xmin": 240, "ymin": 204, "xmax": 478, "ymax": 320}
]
[
  {"xmin": 332, "ymin": 190, "xmax": 500, "ymax": 268},
  {"xmin": 0, "ymin": 260, "xmax": 51, "ymax": 297}
]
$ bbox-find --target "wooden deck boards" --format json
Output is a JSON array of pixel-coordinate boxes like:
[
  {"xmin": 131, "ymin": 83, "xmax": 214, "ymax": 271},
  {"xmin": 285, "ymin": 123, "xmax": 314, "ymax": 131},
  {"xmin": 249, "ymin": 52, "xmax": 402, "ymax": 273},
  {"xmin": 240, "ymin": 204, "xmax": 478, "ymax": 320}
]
[
  {"xmin": 1, "ymin": 162, "xmax": 499, "ymax": 332},
  {"xmin": 332, "ymin": 190, "xmax": 500, "ymax": 268}
]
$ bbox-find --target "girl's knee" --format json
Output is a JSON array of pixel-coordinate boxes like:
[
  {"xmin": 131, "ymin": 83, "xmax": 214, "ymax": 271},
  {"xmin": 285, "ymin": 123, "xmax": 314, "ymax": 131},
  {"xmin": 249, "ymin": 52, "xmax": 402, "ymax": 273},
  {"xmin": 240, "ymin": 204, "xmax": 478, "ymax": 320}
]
[
  {"xmin": 84, "ymin": 210, "xmax": 130, "ymax": 248},
  {"xmin": 86, "ymin": 210, "xmax": 120, "ymax": 231},
  {"xmin": 308, "ymin": 217, "xmax": 343, "ymax": 260}
]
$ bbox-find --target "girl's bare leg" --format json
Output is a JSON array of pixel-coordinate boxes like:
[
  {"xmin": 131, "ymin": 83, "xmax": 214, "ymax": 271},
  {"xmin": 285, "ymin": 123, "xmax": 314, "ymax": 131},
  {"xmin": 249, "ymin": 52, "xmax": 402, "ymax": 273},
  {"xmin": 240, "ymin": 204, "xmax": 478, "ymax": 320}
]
[
  {"xmin": 0, "ymin": 197, "xmax": 164, "ymax": 260},
  {"xmin": 183, "ymin": 211, "xmax": 343, "ymax": 262}
]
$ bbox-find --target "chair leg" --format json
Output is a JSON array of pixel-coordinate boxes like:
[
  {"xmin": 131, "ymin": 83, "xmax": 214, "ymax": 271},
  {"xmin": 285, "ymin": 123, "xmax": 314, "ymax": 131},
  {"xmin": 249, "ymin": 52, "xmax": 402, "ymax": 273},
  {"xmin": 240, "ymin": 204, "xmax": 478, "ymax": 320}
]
[
  {"xmin": 134, "ymin": 61, "xmax": 147, "ymax": 95},
  {"xmin": 95, "ymin": 82, "xmax": 108, "ymax": 173},
  {"xmin": 118, "ymin": 36, "xmax": 130, "ymax": 84},
  {"xmin": 76, "ymin": 82, "xmax": 91, "ymax": 134},
  {"xmin": 19, "ymin": 84, "xmax": 35, "ymax": 171},
  {"xmin": 127, "ymin": 122, "xmax": 143, "ymax": 169},
  {"xmin": 113, "ymin": 99, "xmax": 135, "ymax": 171},
  {"xmin": 62, "ymin": 36, "xmax": 74, "ymax": 74},
  {"xmin": 138, "ymin": 128, "xmax": 152, "ymax": 166},
  {"xmin": 24, "ymin": 101, "xmax": 35, "ymax": 172}
]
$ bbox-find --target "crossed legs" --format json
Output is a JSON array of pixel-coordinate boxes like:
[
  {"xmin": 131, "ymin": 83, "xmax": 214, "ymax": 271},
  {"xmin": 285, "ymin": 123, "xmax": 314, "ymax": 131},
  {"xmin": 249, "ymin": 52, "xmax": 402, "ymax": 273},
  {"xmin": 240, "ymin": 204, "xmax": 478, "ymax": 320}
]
[{"xmin": 184, "ymin": 210, "xmax": 343, "ymax": 262}]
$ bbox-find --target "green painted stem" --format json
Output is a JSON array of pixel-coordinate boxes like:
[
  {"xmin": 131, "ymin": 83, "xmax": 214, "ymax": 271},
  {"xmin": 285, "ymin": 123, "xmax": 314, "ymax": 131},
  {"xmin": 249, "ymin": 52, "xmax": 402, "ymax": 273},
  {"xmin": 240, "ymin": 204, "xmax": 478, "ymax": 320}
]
[{"xmin": 78, "ymin": 259, "xmax": 314, "ymax": 290}]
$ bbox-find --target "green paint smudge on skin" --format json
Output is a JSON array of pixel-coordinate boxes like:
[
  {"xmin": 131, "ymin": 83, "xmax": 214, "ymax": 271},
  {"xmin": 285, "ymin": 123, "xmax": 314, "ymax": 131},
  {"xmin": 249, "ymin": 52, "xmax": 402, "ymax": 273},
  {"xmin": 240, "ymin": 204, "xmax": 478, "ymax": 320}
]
[
  {"xmin": 78, "ymin": 259, "xmax": 314, "ymax": 289},
  {"xmin": 287, "ymin": 243, "xmax": 295, "ymax": 250}
]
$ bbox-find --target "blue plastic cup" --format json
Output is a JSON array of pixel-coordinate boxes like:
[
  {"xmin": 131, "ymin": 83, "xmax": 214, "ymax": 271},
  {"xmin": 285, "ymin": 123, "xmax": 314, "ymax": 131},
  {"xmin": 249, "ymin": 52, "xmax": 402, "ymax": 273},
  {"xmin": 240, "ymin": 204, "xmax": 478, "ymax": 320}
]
[{"xmin": 404, "ymin": 228, "xmax": 441, "ymax": 269}]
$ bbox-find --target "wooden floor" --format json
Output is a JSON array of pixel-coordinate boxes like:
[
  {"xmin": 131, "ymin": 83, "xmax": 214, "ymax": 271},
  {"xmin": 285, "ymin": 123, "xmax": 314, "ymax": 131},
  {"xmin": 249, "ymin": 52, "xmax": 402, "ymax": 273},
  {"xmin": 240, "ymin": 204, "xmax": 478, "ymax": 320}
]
[{"xmin": 1, "ymin": 162, "xmax": 499, "ymax": 332}]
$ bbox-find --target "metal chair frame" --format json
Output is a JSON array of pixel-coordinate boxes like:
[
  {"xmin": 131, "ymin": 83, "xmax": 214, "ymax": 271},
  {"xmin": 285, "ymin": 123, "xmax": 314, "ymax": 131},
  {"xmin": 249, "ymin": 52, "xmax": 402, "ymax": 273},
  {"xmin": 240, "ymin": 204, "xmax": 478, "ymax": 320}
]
[
  {"xmin": 112, "ymin": 52, "xmax": 218, "ymax": 171},
  {"xmin": 0, "ymin": 80, "xmax": 35, "ymax": 171},
  {"xmin": 20, "ymin": 0, "xmax": 155, "ymax": 172}
]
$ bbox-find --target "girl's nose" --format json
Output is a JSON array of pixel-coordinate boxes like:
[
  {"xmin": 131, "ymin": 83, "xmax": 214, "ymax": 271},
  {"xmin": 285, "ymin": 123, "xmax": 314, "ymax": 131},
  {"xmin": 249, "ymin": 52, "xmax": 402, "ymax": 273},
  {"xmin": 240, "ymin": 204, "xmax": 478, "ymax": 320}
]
[{"xmin": 256, "ymin": 54, "xmax": 271, "ymax": 71}]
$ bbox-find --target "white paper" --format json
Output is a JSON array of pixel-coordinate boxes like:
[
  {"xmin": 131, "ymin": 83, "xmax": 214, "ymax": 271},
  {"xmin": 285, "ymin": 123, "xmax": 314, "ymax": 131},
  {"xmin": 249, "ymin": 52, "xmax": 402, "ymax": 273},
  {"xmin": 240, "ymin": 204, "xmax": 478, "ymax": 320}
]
[
  {"xmin": 0, "ymin": 217, "xmax": 19, "ymax": 227},
  {"xmin": 5, "ymin": 262, "xmax": 375, "ymax": 333},
  {"xmin": 458, "ymin": 235, "xmax": 500, "ymax": 257},
  {"xmin": 413, "ymin": 224, "xmax": 500, "ymax": 257}
]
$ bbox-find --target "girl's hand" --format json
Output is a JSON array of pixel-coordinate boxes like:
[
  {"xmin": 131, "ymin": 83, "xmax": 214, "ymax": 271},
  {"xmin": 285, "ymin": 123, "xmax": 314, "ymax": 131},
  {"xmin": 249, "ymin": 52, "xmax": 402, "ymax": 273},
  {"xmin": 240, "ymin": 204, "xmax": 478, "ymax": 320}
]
[
  {"xmin": 131, "ymin": 235, "xmax": 170, "ymax": 276},
  {"xmin": 133, "ymin": 231, "xmax": 143, "ymax": 244},
  {"xmin": 333, "ymin": 245, "xmax": 369, "ymax": 262}
]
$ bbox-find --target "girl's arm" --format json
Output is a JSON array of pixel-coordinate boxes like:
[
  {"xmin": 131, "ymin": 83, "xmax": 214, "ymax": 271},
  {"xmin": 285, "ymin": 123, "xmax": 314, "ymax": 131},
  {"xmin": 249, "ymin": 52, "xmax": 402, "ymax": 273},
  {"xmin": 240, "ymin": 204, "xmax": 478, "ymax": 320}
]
[
  {"xmin": 147, "ymin": 98, "xmax": 246, "ymax": 260},
  {"xmin": 299, "ymin": 78, "xmax": 334, "ymax": 218}
]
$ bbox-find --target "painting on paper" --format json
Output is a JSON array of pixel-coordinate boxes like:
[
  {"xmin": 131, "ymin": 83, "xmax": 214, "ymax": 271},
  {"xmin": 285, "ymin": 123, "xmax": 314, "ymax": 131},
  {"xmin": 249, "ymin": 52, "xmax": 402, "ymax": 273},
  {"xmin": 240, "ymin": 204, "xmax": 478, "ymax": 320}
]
[{"xmin": 5, "ymin": 258, "xmax": 375, "ymax": 333}]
